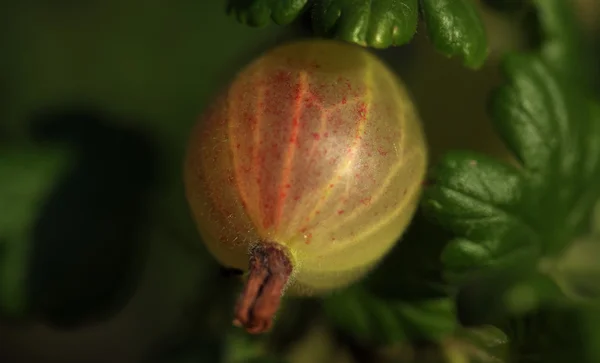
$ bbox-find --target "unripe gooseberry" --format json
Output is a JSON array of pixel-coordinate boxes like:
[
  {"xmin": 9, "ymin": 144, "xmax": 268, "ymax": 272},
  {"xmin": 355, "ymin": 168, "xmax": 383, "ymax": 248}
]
[{"xmin": 184, "ymin": 39, "xmax": 428, "ymax": 334}]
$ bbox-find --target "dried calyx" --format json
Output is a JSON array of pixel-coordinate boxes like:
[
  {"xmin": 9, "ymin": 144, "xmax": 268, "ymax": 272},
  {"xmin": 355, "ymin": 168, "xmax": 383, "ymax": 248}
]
[{"xmin": 233, "ymin": 243, "xmax": 293, "ymax": 334}]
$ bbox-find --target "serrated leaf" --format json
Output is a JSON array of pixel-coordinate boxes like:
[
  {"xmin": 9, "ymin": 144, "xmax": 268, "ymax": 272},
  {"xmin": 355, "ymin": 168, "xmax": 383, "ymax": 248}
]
[
  {"xmin": 311, "ymin": 0, "xmax": 419, "ymax": 48},
  {"xmin": 324, "ymin": 285, "xmax": 457, "ymax": 344},
  {"xmin": 420, "ymin": 0, "xmax": 489, "ymax": 69},
  {"xmin": 0, "ymin": 145, "xmax": 72, "ymax": 317},
  {"xmin": 227, "ymin": 0, "xmax": 309, "ymax": 27},
  {"xmin": 423, "ymin": 53, "xmax": 600, "ymax": 312}
]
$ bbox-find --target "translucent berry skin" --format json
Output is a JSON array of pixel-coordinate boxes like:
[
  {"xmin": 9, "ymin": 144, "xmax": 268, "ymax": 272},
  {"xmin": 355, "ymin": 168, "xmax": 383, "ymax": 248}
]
[{"xmin": 184, "ymin": 40, "xmax": 427, "ymax": 295}]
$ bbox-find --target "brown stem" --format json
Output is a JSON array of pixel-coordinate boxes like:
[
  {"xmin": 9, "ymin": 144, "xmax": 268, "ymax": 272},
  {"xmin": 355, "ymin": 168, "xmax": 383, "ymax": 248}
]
[{"xmin": 232, "ymin": 243, "xmax": 293, "ymax": 334}]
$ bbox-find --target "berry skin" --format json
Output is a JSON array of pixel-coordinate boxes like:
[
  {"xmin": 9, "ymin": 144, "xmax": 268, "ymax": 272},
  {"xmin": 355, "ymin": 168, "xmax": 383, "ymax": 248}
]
[{"xmin": 184, "ymin": 39, "xmax": 428, "ymax": 334}]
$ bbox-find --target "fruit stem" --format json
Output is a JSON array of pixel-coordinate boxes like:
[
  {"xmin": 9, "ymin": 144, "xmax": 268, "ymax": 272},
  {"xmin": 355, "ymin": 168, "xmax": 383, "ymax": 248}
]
[{"xmin": 232, "ymin": 242, "xmax": 292, "ymax": 334}]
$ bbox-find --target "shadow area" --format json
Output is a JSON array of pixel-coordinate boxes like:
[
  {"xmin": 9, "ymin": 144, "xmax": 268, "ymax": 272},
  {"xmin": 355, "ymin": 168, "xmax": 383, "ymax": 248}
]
[{"xmin": 22, "ymin": 104, "xmax": 161, "ymax": 329}]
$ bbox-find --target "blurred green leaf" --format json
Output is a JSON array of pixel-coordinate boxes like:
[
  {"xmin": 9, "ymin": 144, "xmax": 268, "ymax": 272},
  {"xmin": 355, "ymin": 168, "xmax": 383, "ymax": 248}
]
[
  {"xmin": 267, "ymin": 298, "xmax": 322, "ymax": 355},
  {"xmin": 311, "ymin": 0, "xmax": 418, "ymax": 48},
  {"xmin": 423, "ymin": 53, "xmax": 600, "ymax": 316},
  {"xmin": 0, "ymin": 144, "xmax": 72, "ymax": 316},
  {"xmin": 540, "ymin": 234, "xmax": 600, "ymax": 303},
  {"xmin": 456, "ymin": 325, "xmax": 510, "ymax": 359},
  {"xmin": 533, "ymin": 0, "xmax": 596, "ymax": 89},
  {"xmin": 322, "ymin": 213, "xmax": 457, "ymax": 345},
  {"xmin": 482, "ymin": 0, "xmax": 531, "ymax": 13},
  {"xmin": 324, "ymin": 285, "xmax": 457, "ymax": 345},
  {"xmin": 420, "ymin": 0, "xmax": 489, "ymax": 69},
  {"xmin": 442, "ymin": 325, "xmax": 509, "ymax": 363},
  {"xmin": 223, "ymin": 328, "xmax": 287, "ymax": 363},
  {"xmin": 506, "ymin": 308, "xmax": 588, "ymax": 363},
  {"xmin": 227, "ymin": 0, "xmax": 309, "ymax": 27}
]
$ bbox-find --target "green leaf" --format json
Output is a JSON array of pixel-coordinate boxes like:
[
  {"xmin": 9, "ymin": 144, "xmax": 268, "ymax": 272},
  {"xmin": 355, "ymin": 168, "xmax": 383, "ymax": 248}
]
[
  {"xmin": 0, "ymin": 144, "xmax": 72, "ymax": 317},
  {"xmin": 506, "ymin": 308, "xmax": 589, "ymax": 363},
  {"xmin": 311, "ymin": 0, "xmax": 419, "ymax": 48},
  {"xmin": 532, "ymin": 0, "xmax": 595, "ymax": 88},
  {"xmin": 227, "ymin": 0, "xmax": 309, "ymax": 27},
  {"xmin": 223, "ymin": 328, "xmax": 287, "ymax": 363},
  {"xmin": 428, "ymin": 152, "xmax": 537, "ymax": 284},
  {"xmin": 420, "ymin": 0, "xmax": 489, "ymax": 69},
  {"xmin": 541, "ymin": 234, "xmax": 600, "ymax": 304},
  {"xmin": 442, "ymin": 325, "xmax": 510, "ymax": 363},
  {"xmin": 324, "ymin": 285, "xmax": 457, "ymax": 345},
  {"xmin": 423, "ymin": 53, "xmax": 600, "ymax": 311},
  {"xmin": 322, "ymin": 213, "xmax": 457, "ymax": 344}
]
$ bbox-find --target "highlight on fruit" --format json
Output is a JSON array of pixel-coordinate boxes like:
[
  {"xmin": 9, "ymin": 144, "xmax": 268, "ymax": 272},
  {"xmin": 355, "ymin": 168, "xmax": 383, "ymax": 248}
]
[{"xmin": 184, "ymin": 39, "xmax": 428, "ymax": 334}]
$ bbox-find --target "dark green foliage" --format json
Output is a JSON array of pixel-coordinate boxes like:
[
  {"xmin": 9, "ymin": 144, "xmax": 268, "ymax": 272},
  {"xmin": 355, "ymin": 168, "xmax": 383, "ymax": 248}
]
[
  {"xmin": 420, "ymin": 0, "xmax": 489, "ymax": 69},
  {"xmin": 311, "ymin": 0, "xmax": 418, "ymax": 48},
  {"xmin": 227, "ymin": 0, "xmax": 309, "ymax": 27},
  {"xmin": 227, "ymin": 0, "xmax": 489, "ymax": 68}
]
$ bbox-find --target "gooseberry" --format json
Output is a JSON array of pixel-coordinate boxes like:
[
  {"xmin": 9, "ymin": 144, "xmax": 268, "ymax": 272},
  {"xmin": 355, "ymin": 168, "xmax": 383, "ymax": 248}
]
[{"xmin": 184, "ymin": 39, "xmax": 428, "ymax": 334}]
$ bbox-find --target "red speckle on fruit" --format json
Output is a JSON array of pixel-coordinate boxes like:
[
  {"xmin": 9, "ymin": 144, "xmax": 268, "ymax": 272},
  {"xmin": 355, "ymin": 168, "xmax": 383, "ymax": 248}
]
[
  {"xmin": 305, "ymin": 233, "xmax": 313, "ymax": 244},
  {"xmin": 360, "ymin": 197, "xmax": 372, "ymax": 206},
  {"xmin": 357, "ymin": 102, "xmax": 367, "ymax": 119},
  {"xmin": 312, "ymin": 133, "xmax": 320, "ymax": 140},
  {"xmin": 338, "ymin": 210, "xmax": 345, "ymax": 215}
]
